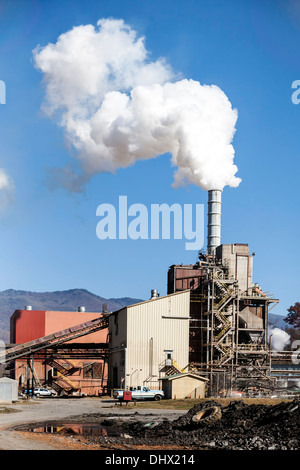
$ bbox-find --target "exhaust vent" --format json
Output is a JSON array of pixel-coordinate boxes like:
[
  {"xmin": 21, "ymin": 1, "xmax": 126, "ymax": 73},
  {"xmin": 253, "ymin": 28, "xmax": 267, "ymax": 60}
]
[{"xmin": 150, "ymin": 289, "xmax": 159, "ymax": 299}]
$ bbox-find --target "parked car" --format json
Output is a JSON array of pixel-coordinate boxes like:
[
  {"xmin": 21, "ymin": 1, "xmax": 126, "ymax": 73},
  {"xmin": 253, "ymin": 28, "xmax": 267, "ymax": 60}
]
[{"xmin": 33, "ymin": 387, "xmax": 57, "ymax": 397}]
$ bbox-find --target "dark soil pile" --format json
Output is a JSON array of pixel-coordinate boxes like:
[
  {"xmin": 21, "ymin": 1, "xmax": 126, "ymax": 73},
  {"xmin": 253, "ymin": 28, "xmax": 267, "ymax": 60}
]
[{"xmin": 88, "ymin": 399, "xmax": 300, "ymax": 450}]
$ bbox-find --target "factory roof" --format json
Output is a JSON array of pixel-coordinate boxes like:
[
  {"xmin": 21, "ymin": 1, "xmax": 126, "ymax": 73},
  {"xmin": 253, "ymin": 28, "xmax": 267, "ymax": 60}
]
[
  {"xmin": 160, "ymin": 372, "xmax": 209, "ymax": 382},
  {"xmin": 111, "ymin": 289, "xmax": 190, "ymax": 314}
]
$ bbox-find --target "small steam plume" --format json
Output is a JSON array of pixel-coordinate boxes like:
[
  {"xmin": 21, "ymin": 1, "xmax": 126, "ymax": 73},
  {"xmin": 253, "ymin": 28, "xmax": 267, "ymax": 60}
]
[
  {"xmin": 269, "ymin": 327, "xmax": 290, "ymax": 351},
  {"xmin": 33, "ymin": 18, "xmax": 241, "ymax": 192}
]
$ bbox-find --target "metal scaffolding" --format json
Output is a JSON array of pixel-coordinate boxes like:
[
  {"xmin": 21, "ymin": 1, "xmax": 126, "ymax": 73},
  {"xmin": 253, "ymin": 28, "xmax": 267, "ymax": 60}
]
[{"xmin": 168, "ymin": 248, "xmax": 280, "ymax": 396}]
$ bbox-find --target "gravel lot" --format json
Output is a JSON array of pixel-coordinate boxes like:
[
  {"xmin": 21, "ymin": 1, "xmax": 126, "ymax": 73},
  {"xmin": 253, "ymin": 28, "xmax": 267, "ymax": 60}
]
[
  {"xmin": 0, "ymin": 398, "xmax": 185, "ymax": 450},
  {"xmin": 1, "ymin": 397, "xmax": 299, "ymax": 451}
]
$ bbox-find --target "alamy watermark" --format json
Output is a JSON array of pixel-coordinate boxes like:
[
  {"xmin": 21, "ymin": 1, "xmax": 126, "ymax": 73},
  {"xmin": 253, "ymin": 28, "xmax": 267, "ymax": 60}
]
[
  {"xmin": 291, "ymin": 80, "xmax": 300, "ymax": 104},
  {"xmin": 96, "ymin": 196, "xmax": 204, "ymax": 250},
  {"xmin": 0, "ymin": 80, "xmax": 6, "ymax": 104}
]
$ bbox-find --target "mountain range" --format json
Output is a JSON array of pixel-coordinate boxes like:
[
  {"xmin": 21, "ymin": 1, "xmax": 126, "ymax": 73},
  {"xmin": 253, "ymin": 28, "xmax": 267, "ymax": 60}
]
[
  {"xmin": 0, "ymin": 288, "xmax": 289, "ymax": 343},
  {"xmin": 268, "ymin": 312, "xmax": 288, "ymax": 331},
  {"xmin": 0, "ymin": 288, "xmax": 143, "ymax": 342}
]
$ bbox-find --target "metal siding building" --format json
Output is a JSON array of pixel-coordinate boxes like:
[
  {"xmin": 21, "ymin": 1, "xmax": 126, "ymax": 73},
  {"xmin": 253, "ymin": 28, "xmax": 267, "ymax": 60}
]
[
  {"xmin": 0, "ymin": 378, "xmax": 18, "ymax": 403},
  {"xmin": 161, "ymin": 373, "xmax": 209, "ymax": 399},
  {"xmin": 108, "ymin": 290, "xmax": 190, "ymax": 390}
]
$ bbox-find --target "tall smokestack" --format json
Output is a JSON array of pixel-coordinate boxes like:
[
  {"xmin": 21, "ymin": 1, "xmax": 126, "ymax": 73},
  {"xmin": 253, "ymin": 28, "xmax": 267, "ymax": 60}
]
[{"xmin": 207, "ymin": 189, "xmax": 222, "ymax": 254}]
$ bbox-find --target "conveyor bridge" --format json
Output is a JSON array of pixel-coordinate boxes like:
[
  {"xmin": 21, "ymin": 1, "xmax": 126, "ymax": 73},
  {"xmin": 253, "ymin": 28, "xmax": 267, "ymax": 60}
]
[{"xmin": 0, "ymin": 316, "xmax": 109, "ymax": 363}]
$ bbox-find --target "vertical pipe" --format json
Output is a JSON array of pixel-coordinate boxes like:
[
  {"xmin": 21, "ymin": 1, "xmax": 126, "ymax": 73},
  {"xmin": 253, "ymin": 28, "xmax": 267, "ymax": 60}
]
[
  {"xmin": 26, "ymin": 357, "xmax": 30, "ymax": 398},
  {"xmin": 207, "ymin": 189, "xmax": 222, "ymax": 254},
  {"xmin": 149, "ymin": 338, "xmax": 153, "ymax": 378},
  {"xmin": 235, "ymin": 292, "xmax": 239, "ymax": 375},
  {"xmin": 207, "ymin": 277, "xmax": 210, "ymax": 367},
  {"xmin": 31, "ymin": 356, "xmax": 34, "ymax": 392},
  {"xmin": 44, "ymin": 349, "xmax": 47, "ymax": 384}
]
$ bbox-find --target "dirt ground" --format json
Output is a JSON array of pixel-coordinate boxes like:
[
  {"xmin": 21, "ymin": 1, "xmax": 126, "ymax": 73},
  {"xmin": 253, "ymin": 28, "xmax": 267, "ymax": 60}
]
[
  {"xmin": 0, "ymin": 397, "xmax": 299, "ymax": 451},
  {"xmin": 0, "ymin": 397, "xmax": 185, "ymax": 450}
]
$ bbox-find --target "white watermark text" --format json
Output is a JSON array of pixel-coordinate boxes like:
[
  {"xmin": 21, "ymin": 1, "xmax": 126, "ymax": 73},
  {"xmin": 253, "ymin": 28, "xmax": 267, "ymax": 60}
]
[{"xmin": 96, "ymin": 196, "xmax": 204, "ymax": 251}]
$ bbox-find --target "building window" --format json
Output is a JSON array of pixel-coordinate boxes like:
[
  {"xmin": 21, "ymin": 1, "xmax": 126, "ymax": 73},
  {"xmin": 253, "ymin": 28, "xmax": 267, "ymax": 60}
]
[
  {"xmin": 83, "ymin": 363, "xmax": 103, "ymax": 379},
  {"xmin": 165, "ymin": 350, "xmax": 173, "ymax": 366},
  {"xmin": 93, "ymin": 363, "xmax": 103, "ymax": 378}
]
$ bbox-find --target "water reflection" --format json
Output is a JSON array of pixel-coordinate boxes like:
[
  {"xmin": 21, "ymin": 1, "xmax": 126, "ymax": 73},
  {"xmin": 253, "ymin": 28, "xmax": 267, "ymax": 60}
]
[{"xmin": 30, "ymin": 423, "xmax": 108, "ymax": 436}]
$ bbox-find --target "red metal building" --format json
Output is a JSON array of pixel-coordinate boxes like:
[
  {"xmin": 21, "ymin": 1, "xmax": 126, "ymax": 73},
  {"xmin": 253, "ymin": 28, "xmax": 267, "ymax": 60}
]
[{"xmin": 10, "ymin": 308, "xmax": 108, "ymax": 396}]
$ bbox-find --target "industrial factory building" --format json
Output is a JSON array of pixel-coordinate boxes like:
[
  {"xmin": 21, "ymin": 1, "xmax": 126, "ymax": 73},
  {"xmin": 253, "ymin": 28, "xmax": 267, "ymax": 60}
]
[
  {"xmin": 168, "ymin": 243, "xmax": 278, "ymax": 394},
  {"xmin": 167, "ymin": 190, "xmax": 280, "ymax": 394},
  {"xmin": 108, "ymin": 290, "xmax": 190, "ymax": 391},
  {"xmin": 1, "ymin": 189, "xmax": 298, "ymax": 398},
  {"xmin": 5, "ymin": 293, "xmax": 192, "ymax": 396}
]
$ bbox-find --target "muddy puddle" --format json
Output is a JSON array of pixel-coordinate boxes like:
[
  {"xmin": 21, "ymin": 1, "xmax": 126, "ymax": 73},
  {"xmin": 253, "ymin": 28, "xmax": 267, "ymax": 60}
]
[
  {"xmin": 16, "ymin": 399, "xmax": 300, "ymax": 450},
  {"xmin": 27, "ymin": 422, "xmax": 110, "ymax": 437}
]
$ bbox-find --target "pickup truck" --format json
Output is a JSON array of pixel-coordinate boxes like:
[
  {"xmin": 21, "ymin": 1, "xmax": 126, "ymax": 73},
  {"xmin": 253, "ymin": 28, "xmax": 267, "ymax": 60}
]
[{"xmin": 113, "ymin": 386, "xmax": 164, "ymax": 402}]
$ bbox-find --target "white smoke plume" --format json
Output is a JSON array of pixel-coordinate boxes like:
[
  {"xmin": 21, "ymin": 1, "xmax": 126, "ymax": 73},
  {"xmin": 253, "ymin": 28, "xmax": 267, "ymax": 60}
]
[
  {"xmin": 269, "ymin": 327, "xmax": 290, "ymax": 351},
  {"xmin": 33, "ymin": 18, "xmax": 241, "ymax": 192}
]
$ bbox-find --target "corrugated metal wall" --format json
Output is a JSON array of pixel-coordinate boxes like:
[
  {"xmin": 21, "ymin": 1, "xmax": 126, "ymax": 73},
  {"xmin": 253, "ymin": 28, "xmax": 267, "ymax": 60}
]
[{"xmin": 126, "ymin": 291, "xmax": 190, "ymax": 389}]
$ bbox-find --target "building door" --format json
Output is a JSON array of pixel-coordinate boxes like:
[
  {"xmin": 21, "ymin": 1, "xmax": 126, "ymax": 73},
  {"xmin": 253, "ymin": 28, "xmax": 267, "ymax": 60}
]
[{"xmin": 112, "ymin": 367, "xmax": 118, "ymax": 388}]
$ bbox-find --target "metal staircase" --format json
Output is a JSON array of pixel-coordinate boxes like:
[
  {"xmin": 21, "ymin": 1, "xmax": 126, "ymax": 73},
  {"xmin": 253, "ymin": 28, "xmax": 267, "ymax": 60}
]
[
  {"xmin": 52, "ymin": 371, "xmax": 80, "ymax": 394},
  {"xmin": 213, "ymin": 343, "xmax": 234, "ymax": 365},
  {"xmin": 214, "ymin": 310, "xmax": 231, "ymax": 341},
  {"xmin": 165, "ymin": 359, "xmax": 186, "ymax": 376},
  {"xmin": 213, "ymin": 273, "xmax": 234, "ymax": 365},
  {"xmin": 45, "ymin": 357, "xmax": 80, "ymax": 394},
  {"xmin": 214, "ymin": 278, "xmax": 234, "ymax": 311}
]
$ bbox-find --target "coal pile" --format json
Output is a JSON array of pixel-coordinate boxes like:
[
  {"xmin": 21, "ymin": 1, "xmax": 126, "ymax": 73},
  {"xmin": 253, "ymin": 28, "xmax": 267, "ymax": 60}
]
[{"xmin": 93, "ymin": 399, "xmax": 300, "ymax": 450}]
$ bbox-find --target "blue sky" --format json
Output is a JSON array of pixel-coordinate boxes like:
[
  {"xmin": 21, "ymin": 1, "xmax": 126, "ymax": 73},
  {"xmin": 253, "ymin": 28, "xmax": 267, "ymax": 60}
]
[{"xmin": 0, "ymin": 0, "xmax": 299, "ymax": 317}]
